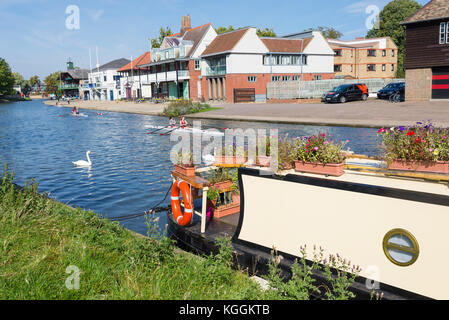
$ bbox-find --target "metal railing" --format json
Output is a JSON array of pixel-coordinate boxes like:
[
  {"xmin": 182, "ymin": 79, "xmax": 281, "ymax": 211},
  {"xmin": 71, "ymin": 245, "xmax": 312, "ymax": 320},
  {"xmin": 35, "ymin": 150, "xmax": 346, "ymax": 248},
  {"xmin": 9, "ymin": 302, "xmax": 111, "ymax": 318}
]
[{"xmin": 206, "ymin": 66, "xmax": 226, "ymax": 76}]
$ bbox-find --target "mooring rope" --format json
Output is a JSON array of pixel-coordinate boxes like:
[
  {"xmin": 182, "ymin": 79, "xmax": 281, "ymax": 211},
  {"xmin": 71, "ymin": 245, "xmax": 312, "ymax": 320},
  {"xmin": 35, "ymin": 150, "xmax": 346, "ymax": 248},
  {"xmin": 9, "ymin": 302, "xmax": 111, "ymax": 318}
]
[{"xmin": 108, "ymin": 184, "xmax": 172, "ymax": 222}]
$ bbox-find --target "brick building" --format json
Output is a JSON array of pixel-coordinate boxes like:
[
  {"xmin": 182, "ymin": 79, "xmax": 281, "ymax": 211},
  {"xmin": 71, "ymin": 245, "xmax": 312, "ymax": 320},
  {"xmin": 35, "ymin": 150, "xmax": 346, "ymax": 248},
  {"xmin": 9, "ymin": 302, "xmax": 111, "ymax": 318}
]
[{"xmin": 327, "ymin": 37, "xmax": 398, "ymax": 80}]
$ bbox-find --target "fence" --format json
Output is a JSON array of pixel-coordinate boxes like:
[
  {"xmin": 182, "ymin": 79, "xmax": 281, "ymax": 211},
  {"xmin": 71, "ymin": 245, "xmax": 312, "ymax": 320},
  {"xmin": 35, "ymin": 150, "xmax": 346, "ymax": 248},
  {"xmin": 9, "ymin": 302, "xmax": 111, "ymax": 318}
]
[{"xmin": 267, "ymin": 78, "xmax": 405, "ymax": 100}]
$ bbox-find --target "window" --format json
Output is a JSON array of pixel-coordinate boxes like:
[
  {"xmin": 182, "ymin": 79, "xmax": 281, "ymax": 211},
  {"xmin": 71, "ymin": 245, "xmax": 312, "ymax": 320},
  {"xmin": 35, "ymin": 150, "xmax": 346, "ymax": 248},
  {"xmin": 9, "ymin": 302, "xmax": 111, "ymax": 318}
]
[
  {"xmin": 447, "ymin": 22, "xmax": 449, "ymax": 44},
  {"xmin": 282, "ymin": 56, "xmax": 291, "ymax": 65},
  {"xmin": 383, "ymin": 229, "xmax": 419, "ymax": 267},
  {"xmin": 292, "ymin": 75, "xmax": 301, "ymax": 81},
  {"xmin": 314, "ymin": 75, "xmax": 322, "ymax": 81},
  {"xmin": 301, "ymin": 55, "xmax": 307, "ymax": 65},
  {"xmin": 382, "ymin": 50, "xmax": 386, "ymax": 57},
  {"xmin": 391, "ymin": 64, "xmax": 395, "ymax": 71},
  {"xmin": 351, "ymin": 50, "xmax": 353, "ymax": 58},
  {"xmin": 350, "ymin": 65, "xmax": 353, "ymax": 73},
  {"xmin": 334, "ymin": 64, "xmax": 342, "ymax": 72},
  {"xmin": 263, "ymin": 55, "xmax": 271, "ymax": 65},
  {"xmin": 334, "ymin": 49, "xmax": 342, "ymax": 56},
  {"xmin": 104, "ymin": 75, "xmax": 107, "ymax": 82},
  {"xmin": 382, "ymin": 64, "xmax": 386, "ymax": 71},
  {"xmin": 194, "ymin": 60, "xmax": 200, "ymax": 70},
  {"xmin": 440, "ymin": 22, "xmax": 446, "ymax": 44},
  {"xmin": 392, "ymin": 50, "xmax": 395, "ymax": 57},
  {"xmin": 367, "ymin": 64, "xmax": 376, "ymax": 71},
  {"xmin": 248, "ymin": 76, "xmax": 257, "ymax": 82},
  {"xmin": 282, "ymin": 76, "xmax": 291, "ymax": 81},
  {"xmin": 271, "ymin": 76, "xmax": 280, "ymax": 82},
  {"xmin": 367, "ymin": 49, "xmax": 376, "ymax": 57}
]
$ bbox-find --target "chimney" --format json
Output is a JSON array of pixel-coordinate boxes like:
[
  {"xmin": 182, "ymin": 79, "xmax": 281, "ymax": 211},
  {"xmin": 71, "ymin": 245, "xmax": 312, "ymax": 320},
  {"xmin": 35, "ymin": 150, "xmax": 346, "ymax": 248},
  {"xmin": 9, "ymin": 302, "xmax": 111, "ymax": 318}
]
[{"xmin": 180, "ymin": 15, "xmax": 191, "ymax": 36}]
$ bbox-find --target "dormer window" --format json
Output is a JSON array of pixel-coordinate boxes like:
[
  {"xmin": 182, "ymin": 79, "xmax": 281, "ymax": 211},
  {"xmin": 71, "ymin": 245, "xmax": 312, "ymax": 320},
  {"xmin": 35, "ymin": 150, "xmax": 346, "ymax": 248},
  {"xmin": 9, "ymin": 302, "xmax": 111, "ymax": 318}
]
[{"xmin": 440, "ymin": 22, "xmax": 446, "ymax": 44}]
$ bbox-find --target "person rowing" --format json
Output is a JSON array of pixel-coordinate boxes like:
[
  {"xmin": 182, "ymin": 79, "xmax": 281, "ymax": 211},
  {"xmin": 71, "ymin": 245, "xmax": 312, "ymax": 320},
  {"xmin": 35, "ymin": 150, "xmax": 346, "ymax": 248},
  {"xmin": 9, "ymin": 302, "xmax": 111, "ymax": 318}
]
[
  {"xmin": 180, "ymin": 117, "xmax": 188, "ymax": 129},
  {"xmin": 169, "ymin": 116, "xmax": 176, "ymax": 128}
]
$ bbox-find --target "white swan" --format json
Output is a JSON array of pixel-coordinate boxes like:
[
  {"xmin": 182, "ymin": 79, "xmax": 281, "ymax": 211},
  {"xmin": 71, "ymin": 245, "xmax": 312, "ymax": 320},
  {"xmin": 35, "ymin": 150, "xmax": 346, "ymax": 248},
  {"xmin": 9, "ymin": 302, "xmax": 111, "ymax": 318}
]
[{"xmin": 73, "ymin": 151, "xmax": 92, "ymax": 167}]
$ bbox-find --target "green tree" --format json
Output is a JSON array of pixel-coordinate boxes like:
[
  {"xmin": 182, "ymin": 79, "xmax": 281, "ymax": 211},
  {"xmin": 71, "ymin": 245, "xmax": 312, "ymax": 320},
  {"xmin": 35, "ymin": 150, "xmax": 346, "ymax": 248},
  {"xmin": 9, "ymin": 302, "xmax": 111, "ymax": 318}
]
[
  {"xmin": 29, "ymin": 75, "xmax": 40, "ymax": 88},
  {"xmin": 0, "ymin": 58, "xmax": 15, "ymax": 96},
  {"xmin": 304, "ymin": 26, "xmax": 343, "ymax": 39},
  {"xmin": 257, "ymin": 28, "xmax": 277, "ymax": 37},
  {"xmin": 44, "ymin": 71, "xmax": 62, "ymax": 95},
  {"xmin": 151, "ymin": 26, "xmax": 173, "ymax": 48},
  {"xmin": 12, "ymin": 72, "xmax": 24, "ymax": 85},
  {"xmin": 366, "ymin": 0, "xmax": 422, "ymax": 78},
  {"xmin": 215, "ymin": 25, "xmax": 236, "ymax": 34}
]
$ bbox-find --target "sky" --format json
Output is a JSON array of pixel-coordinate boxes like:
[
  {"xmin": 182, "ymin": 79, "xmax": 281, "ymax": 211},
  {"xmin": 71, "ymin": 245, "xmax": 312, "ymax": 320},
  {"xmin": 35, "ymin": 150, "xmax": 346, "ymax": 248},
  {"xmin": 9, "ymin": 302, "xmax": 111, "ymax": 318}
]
[{"xmin": 0, "ymin": 0, "xmax": 429, "ymax": 80}]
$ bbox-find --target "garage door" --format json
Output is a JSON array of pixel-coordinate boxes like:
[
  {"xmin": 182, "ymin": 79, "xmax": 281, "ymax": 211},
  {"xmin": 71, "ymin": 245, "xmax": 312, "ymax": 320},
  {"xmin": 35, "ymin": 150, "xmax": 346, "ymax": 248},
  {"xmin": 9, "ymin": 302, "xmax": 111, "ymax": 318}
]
[
  {"xmin": 432, "ymin": 67, "xmax": 449, "ymax": 99},
  {"xmin": 234, "ymin": 88, "xmax": 255, "ymax": 103}
]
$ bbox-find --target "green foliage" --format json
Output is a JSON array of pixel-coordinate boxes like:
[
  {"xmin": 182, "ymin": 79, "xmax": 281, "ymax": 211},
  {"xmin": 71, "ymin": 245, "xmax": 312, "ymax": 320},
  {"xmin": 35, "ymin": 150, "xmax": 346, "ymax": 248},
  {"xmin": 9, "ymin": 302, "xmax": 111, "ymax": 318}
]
[
  {"xmin": 44, "ymin": 71, "xmax": 62, "ymax": 95},
  {"xmin": 306, "ymin": 26, "xmax": 343, "ymax": 39},
  {"xmin": 378, "ymin": 121, "xmax": 449, "ymax": 163},
  {"xmin": 366, "ymin": 0, "xmax": 422, "ymax": 78},
  {"xmin": 257, "ymin": 28, "xmax": 277, "ymax": 37},
  {"xmin": 0, "ymin": 58, "xmax": 15, "ymax": 96},
  {"xmin": 151, "ymin": 27, "xmax": 173, "ymax": 49},
  {"xmin": 264, "ymin": 245, "xmax": 360, "ymax": 300},
  {"xmin": 215, "ymin": 25, "xmax": 236, "ymax": 34},
  {"xmin": 294, "ymin": 133, "xmax": 348, "ymax": 165},
  {"xmin": 277, "ymin": 134, "xmax": 297, "ymax": 170},
  {"xmin": 162, "ymin": 99, "xmax": 212, "ymax": 117}
]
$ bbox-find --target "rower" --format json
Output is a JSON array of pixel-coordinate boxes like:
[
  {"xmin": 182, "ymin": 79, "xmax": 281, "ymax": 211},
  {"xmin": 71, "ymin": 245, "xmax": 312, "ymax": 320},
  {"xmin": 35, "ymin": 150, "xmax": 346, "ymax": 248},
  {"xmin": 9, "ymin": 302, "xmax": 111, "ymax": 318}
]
[
  {"xmin": 180, "ymin": 117, "xmax": 188, "ymax": 129},
  {"xmin": 169, "ymin": 116, "xmax": 176, "ymax": 127}
]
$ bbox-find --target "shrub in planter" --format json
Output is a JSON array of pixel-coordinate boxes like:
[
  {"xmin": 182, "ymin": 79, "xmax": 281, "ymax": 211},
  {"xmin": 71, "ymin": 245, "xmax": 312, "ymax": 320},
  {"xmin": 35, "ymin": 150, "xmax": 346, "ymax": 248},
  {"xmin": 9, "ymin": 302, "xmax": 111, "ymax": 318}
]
[
  {"xmin": 378, "ymin": 121, "xmax": 449, "ymax": 174},
  {"xmin": 277, "ymin": 134, "xmax": 296, "ymax": 171},
  {"xmin": 293, "ymin": 133, "xmax": 348, "ymax": 176},
  {"xmin": 173, "ymin": 150, "xmax": 196, "ymax": 176}
]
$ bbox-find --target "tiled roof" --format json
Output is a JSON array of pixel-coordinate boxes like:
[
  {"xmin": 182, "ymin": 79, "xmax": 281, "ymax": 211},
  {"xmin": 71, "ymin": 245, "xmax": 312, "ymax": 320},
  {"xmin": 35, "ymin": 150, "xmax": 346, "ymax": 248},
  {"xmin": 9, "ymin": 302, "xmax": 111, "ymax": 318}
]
[
  {"xmin": 403, "ymin": 0, "xmax": 449, "ymax": 24},
  {"xmin": 99, "ymin": 58, "xmax": 130, "ymax": 71},
  {"xmin": 261, "ymin": 38, "xmax": 312, "ymax": 53},
  {"xmin": 61, "ymin": 69, "xmax": 89, "ymax": 80},
  {"xmin": 118, "ymin": 52, "xmax": 151, "ymax": 72},
  {"xmin": 182, "ymin": 23, "xmax": 211, "ymax": 56},
  {"xmin": 201, "ymin": 28, "xmax": 249, "ymax": 56}
]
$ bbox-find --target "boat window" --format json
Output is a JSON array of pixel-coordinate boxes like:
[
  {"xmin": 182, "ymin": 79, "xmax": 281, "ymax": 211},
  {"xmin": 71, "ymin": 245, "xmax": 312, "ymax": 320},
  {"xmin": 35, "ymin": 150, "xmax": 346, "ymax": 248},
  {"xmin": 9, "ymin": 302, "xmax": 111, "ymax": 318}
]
[{"xmin": 383, "ymin": 229, "xmax": 419, "ymax": 267}]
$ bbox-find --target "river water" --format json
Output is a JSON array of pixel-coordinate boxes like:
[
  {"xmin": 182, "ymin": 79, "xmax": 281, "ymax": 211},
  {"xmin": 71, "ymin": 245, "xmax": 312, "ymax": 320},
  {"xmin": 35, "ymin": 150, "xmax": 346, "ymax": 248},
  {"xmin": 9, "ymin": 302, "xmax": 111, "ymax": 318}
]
[{"xmin": 0, "ymin": 100, "xmax": 382, "ymax": 235}]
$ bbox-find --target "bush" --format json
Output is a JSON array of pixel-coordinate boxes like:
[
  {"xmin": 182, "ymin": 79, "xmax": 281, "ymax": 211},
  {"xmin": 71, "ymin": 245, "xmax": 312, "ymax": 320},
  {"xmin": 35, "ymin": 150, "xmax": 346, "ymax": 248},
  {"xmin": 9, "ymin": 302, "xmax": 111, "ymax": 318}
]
[
  {"xmin": 294, "ymin": 133, "xmax": 348, "ymax": 165},
  {"xmin": 162, "ymin": 99, "xmax": 211, "ymax": 117}
]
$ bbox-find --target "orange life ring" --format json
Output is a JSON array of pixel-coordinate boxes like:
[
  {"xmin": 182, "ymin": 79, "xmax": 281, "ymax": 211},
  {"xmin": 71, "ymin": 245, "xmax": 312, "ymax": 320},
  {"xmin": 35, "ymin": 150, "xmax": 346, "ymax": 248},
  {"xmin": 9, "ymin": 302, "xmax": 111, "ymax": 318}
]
[{"xmin": 171, "ymin": 180, "xmax": 193, "ymax": 226}]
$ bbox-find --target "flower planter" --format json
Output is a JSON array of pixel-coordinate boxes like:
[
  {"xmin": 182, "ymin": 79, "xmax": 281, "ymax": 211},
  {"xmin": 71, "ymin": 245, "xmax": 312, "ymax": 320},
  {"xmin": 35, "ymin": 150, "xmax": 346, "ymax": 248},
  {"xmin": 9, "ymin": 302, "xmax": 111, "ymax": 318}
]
[
  {"xmin": 211, "ymin": 203, "xmax": 240, "ymax": 219},
  {"xmin": 294, "ymin": 161, "xmax": 345, "ymax": 177},
  {"xmin": 231, "ymin": 193, "xmax": 240, "ymax": 205},
  {"xmin": 388, "ymin": 160, "xmax": 449, "ymax": 174},
  {"xmin": 214, "ymin": 156, "xmax": 248, "ymax": 165},
  {"xmin": 174, "ymin": 164, "xmax": 196, "ymax": 177},
  {"xmin": 211, "ymin": 180, "xmax": 233, "ymax": 192},
  {"xmin": 257, "ymin": 156, "xmax": 271, "ymax": 167}
]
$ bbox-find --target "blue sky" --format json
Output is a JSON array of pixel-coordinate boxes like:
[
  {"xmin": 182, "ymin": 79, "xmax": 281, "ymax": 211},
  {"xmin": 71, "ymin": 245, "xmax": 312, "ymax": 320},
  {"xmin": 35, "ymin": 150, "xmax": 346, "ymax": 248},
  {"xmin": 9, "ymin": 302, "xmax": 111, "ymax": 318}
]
[{"xmin": 0, "ymin": 0, "xmax": 428, "ymax": 80}]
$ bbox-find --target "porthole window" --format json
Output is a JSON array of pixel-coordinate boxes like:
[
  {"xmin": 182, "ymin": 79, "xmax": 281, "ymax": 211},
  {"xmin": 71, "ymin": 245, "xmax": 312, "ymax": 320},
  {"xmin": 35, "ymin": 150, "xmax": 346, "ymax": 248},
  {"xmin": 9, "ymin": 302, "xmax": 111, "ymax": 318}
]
[{"xmin": 383, "ymin": 229, "xmax": 419, "ymax": 267}]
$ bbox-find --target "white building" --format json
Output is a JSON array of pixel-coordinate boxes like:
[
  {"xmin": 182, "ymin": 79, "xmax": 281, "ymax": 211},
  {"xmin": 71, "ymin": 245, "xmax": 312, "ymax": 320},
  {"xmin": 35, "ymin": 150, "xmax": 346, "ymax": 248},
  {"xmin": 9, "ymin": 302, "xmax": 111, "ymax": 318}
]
[{"xmin": 88, "ymin": 58, "xmax": 130, "ymax": 101}]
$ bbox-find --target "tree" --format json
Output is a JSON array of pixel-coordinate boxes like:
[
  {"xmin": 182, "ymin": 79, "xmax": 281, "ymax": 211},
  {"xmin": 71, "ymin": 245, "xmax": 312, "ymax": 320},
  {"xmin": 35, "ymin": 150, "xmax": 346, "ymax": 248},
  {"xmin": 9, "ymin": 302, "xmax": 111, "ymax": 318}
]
[
  {"xmin": 29, "ymin": 75, "xmax": 40, "ymax": 88},
  {"xmin": 257, "ymin": 28, "xmax": 277, "ymax": 37},
  {"xmin": 12, "ymin": 72, "xmax": 24, "ymax": 85},
  {"xmin": 215, "ymin": 25, "xmax": 236, "ymax": 34},
  {"xmin": 44, "ymin": 71, "xmax": 62, "ymax": 95},
  {"xmin": 0, "ymin": 58, "xmax": 15, "ymax": 96},
  {"xmin": 304, "ymin": 26, "xmax": 343, "ymax": 39},
  {"xmin": 366, "ymin": 0, "xmax": 422, "ymax": 78},
  {"xmin": 151, "ymin": 26, "xmax": 173, "ymax": 49}
]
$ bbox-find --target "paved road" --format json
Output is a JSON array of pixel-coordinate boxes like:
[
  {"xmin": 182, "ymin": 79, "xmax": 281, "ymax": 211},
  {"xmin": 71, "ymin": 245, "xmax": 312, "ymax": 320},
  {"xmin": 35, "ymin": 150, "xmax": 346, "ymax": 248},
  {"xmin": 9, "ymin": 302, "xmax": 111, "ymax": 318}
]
[
  {"xmin": 44, "ymin": 99, "xmax": 449, "ymax": 128},
  {"xmin": 189, "ymin": 99, "xmax": 449, "ymax": 128}
]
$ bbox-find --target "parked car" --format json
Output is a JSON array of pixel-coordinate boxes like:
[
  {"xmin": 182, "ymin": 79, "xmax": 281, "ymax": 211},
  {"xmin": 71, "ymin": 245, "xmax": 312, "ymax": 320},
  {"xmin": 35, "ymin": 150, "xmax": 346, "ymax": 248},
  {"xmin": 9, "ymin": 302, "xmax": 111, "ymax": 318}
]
[
  {"xmin": 377, "ymin": 82, "xmax": 405, "ymax": 100},
  {"xmin": 322, "ymin": 84, "xmax": 369, "ymax": 103}
]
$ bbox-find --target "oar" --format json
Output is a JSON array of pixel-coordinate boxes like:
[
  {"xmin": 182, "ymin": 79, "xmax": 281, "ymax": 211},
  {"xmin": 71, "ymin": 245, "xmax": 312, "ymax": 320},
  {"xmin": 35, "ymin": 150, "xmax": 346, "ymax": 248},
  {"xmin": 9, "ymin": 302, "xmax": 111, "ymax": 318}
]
[
  {"xmin": 147, "ymin": 126, "xmax": 169, "ymax": 134},
  {"xmin": 159, "ymin": 126, "xmax": 179, "ymax": 136}
]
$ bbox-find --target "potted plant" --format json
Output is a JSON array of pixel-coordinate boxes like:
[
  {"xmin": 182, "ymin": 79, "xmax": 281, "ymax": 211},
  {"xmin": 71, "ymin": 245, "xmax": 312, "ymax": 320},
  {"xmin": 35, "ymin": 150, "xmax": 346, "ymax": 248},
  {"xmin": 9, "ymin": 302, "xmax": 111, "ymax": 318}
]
[
  {"xmin": 205, "ymin": 168, "xmax": 241, "ymax": 218},
  {"xmin": 378, "ymin": 121, "xmax": 449, "ymax": 174},
  {"xmin": 277, "ymin": 134, "xmax": 296, "ymax": 171},
  {"xmin": 214, "ymin": 144, "xmax": 248, "ymax": 165},
  {"xmin": 174, "ymin": 150, "xmax": 196, "ymax": 177},
  {"xmin": 293, "ymin": 133, "xmax": 347, "ymax": 177},
  {"xmin": 257, "ymin": 136, "xmax": 272, "ymax": 167}
]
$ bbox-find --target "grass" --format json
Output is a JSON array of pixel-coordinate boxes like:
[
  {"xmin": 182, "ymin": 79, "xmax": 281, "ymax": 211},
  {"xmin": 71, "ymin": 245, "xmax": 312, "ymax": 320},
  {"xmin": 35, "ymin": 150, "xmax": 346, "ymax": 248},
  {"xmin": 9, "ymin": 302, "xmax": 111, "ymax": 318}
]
[{"xmin": 0, "ymin": 164, "xmax": 360, "ymax": 300}]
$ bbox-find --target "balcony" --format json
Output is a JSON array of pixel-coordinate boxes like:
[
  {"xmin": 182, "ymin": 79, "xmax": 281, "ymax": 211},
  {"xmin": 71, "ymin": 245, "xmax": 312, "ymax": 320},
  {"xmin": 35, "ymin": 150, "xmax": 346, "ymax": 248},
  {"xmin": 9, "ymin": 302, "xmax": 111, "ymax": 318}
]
[
  {"xmin": 59, "ymin": 84, "xmax": 79, "ymax": 90},
  {"xmin": 206, "ymin": 66, "xmax": 226, "ymax": 76},
  {"xmin": 151, "ymin": 45, "xmax": 189, "ymax": 63}
]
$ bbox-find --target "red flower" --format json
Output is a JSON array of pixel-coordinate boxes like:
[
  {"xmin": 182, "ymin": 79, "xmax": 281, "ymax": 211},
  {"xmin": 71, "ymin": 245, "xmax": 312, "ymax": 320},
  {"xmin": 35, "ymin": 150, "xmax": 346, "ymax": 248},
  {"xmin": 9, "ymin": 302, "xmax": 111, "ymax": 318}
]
[
  {"xmin": 407, "ymin": 131, "xmax": 415, "ymax": 136},
  {"xmin": 415, "ymin": 137, "xmax": 422, "ymax": 143}
]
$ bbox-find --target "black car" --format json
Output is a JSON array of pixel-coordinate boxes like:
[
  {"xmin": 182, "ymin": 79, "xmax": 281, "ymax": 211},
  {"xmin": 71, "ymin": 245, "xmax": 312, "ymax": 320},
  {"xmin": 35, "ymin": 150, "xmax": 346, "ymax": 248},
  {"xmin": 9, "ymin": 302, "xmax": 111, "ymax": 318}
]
[
  {"xmin": 377, "ymin": 82, "xmax": 405, "ymax": 100},
  {"xmin": 322, "ymin": 84, "xmax": 369, "ymax": 103}
]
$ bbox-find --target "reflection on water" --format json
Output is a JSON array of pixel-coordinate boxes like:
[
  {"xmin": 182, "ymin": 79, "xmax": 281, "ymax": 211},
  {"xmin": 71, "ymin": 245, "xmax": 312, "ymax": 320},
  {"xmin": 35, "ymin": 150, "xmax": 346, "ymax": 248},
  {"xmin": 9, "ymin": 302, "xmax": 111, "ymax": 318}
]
[{"xmin": 0, "ymin": 100, "xmax": 382, "ymax": 235}]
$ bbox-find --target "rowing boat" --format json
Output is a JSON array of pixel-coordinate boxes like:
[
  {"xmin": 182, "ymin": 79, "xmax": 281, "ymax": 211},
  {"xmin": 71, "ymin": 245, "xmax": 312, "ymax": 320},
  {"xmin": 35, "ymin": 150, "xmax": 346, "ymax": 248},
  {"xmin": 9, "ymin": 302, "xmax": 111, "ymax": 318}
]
[{"xmin": 146, "ymin": 125, "xmax": 224, "ymax": 136}]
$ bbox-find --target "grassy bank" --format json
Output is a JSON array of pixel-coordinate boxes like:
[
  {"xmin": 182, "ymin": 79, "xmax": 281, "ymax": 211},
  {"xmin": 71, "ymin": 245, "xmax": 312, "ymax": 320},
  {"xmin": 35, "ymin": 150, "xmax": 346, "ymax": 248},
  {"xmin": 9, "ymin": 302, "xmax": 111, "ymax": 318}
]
[
  {"xmin": 163, "ymin": 99, "xmax": 222, "ymax": 117},
  {"xmin": 0, "ymin": 166, "xmax": 359, "ymax": 300}
]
